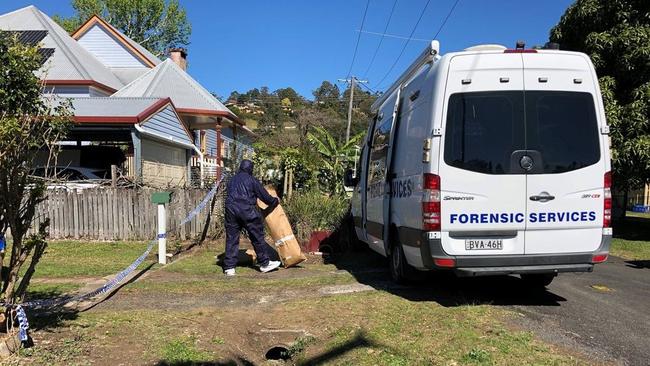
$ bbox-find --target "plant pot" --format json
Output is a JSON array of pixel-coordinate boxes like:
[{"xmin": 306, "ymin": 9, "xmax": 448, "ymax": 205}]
[{"xmin": 307, "ymin": 231, "xmax": 331, "ymax": 253}]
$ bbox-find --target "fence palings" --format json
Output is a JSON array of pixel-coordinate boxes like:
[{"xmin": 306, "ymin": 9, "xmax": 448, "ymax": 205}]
[{"xmin": 25, "ymin": 188, "xmax": 223, "ymax": 241}]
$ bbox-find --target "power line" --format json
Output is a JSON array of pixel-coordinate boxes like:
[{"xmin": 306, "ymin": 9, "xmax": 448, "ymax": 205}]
[
  {"xmin": 361, "ymin": 0, "xmax": 399, "ymax": 79},
  {"xmin": 357, "ymin": 29, "xmax": 430, "ymax": 43},
  {"xmin": 358, "ymin": 81, "xmax": 378, "ymax": 94},
  {"xmin": 433, "ymin": 0, "xmax": 461, "ymax": 39},
  {"xmin": 373, "ymin": 0, "xmax": 432, "ymax": 90},
  {"xmin": 346, "ymin": 0, "xmax": 371, "ymax": 79}
]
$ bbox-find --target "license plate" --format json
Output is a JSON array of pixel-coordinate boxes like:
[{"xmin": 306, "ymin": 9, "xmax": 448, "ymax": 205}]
[{"xmin": 465, "ymin": 239, "xmax": 503, "ymax": 250}]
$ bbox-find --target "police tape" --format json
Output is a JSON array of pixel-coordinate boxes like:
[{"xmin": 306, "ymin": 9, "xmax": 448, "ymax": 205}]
[{"xmin": 5, "ymin": 176, "xmax": 224, "ymax": 342}]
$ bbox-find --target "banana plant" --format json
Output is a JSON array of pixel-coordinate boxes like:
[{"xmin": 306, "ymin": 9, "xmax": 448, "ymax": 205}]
[{"xmin": 307, "ymin": 126, "xmax": 364, "ymax": 196}]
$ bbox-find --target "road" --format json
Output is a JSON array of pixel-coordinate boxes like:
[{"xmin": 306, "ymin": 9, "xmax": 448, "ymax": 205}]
[{"xmin": 512, "ymin": 256, "xmax": 650, "ymax": 366}]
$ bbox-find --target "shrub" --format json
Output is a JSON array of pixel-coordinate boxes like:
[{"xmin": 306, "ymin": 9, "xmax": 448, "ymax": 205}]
[{"xmin": 283, "ymin": 190, "xmax": 349, "ymax": 242}]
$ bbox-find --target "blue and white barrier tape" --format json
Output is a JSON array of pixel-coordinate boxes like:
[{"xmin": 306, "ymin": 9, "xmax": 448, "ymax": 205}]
[{"xmin": 4, "ymin": 179, "xmax": 224, "ymax": 342}]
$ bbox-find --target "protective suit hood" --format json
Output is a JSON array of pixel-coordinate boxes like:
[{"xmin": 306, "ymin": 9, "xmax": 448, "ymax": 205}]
[{"xmin": 239, "ymin": 159, "xmax": 254, "ymax": 174}]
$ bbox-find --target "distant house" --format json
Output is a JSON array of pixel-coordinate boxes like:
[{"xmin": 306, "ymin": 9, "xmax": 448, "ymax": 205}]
[{"xmin": 0, "ymin": 5, "xmax": 253, "ymax": 187}]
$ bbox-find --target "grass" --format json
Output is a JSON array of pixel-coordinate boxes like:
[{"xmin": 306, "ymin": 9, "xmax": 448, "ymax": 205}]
[
  {"xmin": 611, "ymin": 238, "xmax": 650, "ymax": 260},
  {"xmin": 13, "ymin": 292, "xmax": 585, "ymax": 366},
  {"xmin": 290, "ymin": 292, "xmax": 582, "ymax": 365},
  {"xmin": 25, "ymin": 282, "xmax": 82, "ymax": 301},
  {"xmin": 160, "ymin": 335, "xmax": 214, "ymax": 364},
  {"xmin": 29, "ymin": 240, "xmax": 155, "ymax": 278},
  {"xmin": 626, "ymin": 211, "xmax": 650, "ymax": 219},
  {"xmin": 6, "ymin": 240, "xmax": 593, "ymax": 365},
  {"xmin": 611, "ymin": 213, "xmax": 650, "ymax": 260}
]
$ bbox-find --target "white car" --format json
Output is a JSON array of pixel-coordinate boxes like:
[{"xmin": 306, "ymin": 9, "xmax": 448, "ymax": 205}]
[
  {"xmin": 30, "ymin": 166, "xmax": 108, "ymax": 190},
  {"xmin": 347, "ymin": 41, "xmax": 612, "ymax": 286}
]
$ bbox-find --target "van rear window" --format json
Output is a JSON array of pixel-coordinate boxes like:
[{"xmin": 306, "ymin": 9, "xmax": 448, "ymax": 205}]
[
  {"xmin": 525, "ymin": 91, "xmax": 600, "ymax": 173},
  {"xmin": 444, "ymin": 91, "xmax": 600, "ymax": 174},
  {"xmin": 444, "ymin": 91, "xmax": 525, "ymax": 174}
]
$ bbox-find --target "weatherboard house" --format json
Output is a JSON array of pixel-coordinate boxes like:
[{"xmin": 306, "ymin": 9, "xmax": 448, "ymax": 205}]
[{"xmin": 0, "ymin": 5, "xmax": 252, "ymax": 187}]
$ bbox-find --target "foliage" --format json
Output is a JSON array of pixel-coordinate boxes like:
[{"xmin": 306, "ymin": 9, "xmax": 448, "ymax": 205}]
[
  {"xmin": 550, "ymin": 0, "xmax": 650, "ymax": 190},
  {"xmin": 54, "ymin": 0, "xmax": 191, "ymax": 57},
  {"xmin": 0, "ymin": 35, "xmax": 72, "ymax": 302},
  {"xmin": 283, "ymin": 190, "xmax": 349, "ymax": 242},
  {"xmin": 307, "ymin": 126, "xmax": 363, "ymax": 196}
]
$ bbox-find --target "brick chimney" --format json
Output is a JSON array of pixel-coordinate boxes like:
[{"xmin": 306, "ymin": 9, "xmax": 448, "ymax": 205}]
[{"xmin": 168, "ymin": 47, "xmax": 187, "ymax": 71}]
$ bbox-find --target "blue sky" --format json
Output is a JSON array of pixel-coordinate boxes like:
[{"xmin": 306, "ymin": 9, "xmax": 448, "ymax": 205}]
[{"xmin": 1, "ymin": 0, "xmax": 574, "ymax": 99}]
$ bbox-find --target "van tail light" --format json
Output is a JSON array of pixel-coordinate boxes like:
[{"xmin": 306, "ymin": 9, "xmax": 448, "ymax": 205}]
[
  {"xmin": 592, "ymin": 253, "xmax": 608, "ymax": 264},
  {"xmin": 434, "ymin": 258, "xmax": 456, "ymax": 268},
  {"xmin": 603, "ymin": 171, "xmax": 612, "ymax": 228},
  {"xmin": 422, "ymin": 173, "xmax": 441, "ymax": 231}
]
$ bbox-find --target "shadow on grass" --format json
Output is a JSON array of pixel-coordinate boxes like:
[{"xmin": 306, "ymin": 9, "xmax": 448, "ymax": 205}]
[
  {"xmin": 26, "ymin": 262, "xmax": 155, "ymax": 332},
  {"xmin": 614, "ymin": 216, "xmax": 650, "ymax": 241},
  {"xmin": 154, "ymin": 359, "xmax": 254, "ymax": 366},
  {"xmin": 327, "ymin": 249, "xmax": 567, "ymax": 307},
  {"xmin": 625, "ymin": 260, "xmax": 650, "ymax": 269},
  {"xmin": 154, "ymin": 331, "xmax": 393, "ymax": 366}
]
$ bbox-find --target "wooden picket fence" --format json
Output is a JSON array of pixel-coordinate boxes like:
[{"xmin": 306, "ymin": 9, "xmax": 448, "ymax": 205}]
[{"xmin": 28, "ymin": 188, "xmax": 224, "ymax": 241}]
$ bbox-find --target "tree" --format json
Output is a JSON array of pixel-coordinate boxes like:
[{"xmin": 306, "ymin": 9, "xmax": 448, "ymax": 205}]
[
  {"xmin": 294, "ymin": 106, "xmax": 343, "ymax": 145},
  {"xmin": 54, "ymin": 0, "xmax": 191, "ymax": 57},
  {"xmin": 307, "ymin": 126, "xmax": 363, "ymax": 196},
  {"xmin": 550, "ymin": 0, "xmax": 650, "ymax": 191},
  {"xmin": 313, "ymin": 81, "xmax": 341, "ymax": 110},
  {"xmin": 0, "ymin": 35, "xmax": 72, "ymax": 303}
]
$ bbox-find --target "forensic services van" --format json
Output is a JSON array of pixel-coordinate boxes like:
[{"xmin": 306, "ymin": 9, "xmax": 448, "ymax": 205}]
[{"xmin": 346, "ymin": 41, "xmax": 612, "ymax": 286}]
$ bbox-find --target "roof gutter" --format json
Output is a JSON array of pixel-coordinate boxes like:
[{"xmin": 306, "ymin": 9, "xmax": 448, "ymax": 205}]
[{"xmin": 133, "ymin": 123, "xmax": 198, "ymax": 152}]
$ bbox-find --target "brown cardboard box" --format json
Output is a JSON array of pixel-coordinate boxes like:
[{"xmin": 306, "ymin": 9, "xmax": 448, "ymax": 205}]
[{"xmin": 258, "ymin": 188, "xmax": 306, "ymax": 268}]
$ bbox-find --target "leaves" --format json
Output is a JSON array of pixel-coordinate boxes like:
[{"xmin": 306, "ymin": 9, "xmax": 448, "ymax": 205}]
[
  {"xmin": 55, "ymin": 0, "xmax": 191, "ymax": 57},
  {"xmin": 307, "ymin": 127, "xmax": 363, "ymax": 196},
  {"xmin": 0, "ymin": 36, "xmax": 73, "ymax": 302},
  {"xmin": 551, "ymin": 0, "xmax": 650, "ymax": 190}
]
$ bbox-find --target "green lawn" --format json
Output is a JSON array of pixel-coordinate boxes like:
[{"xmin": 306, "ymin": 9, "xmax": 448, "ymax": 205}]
[
  {"xmin": 611, "ymin": 213, "xmax": 650, "ymax": 260},
  {"xmin": 611, "ymin": 238, "xmax": 650, "ymax": 260},
  {"xmin": 29, "ymin": 240, "xmax": 156, "ymax": 278},
  {"xmin": 626, "ymin": 211, "xmax": 650, "ymax": 219},
  {"xmin": 6, "ymin": 240, "xmax": 594, "ymax": 365}
]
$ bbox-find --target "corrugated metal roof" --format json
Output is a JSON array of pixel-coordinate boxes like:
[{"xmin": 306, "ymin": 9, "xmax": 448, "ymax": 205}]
[
  {"xmin": 0, "ymin": 6, "xmax": 123, "ymax": 90},
  {"xmin": 71, "ymin": 97, "xmax": 164, "ymax": 117},
  {"xmin": 111, "ymin": 68, "xmax": 152, "ymax": 85},
  {"xmin": 112, "ymin": 59, "xmax": 233, "ymax": 114}
]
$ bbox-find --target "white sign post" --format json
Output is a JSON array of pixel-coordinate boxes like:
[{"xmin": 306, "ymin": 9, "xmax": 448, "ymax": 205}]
[
  {"xmin": 151, "ymin": 191, "xmax": 171, "ymax": 265},
  {"xmin": 157, "ymin": 203, "xmax": 166, "ymax": 265}
]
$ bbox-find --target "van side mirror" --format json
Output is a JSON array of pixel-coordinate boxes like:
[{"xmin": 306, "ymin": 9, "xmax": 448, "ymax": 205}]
[{"xmin": 344, "ymin": 169, "xmax": 359, "ymax": 187}]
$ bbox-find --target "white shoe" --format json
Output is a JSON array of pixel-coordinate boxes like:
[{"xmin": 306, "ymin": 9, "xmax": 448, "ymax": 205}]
[
  {"xmin": 224, "ymin": 268, "xmax": 236, "ymax": 276},
  {"xmin": 260, "ymin": 260, "xmax": 281, "ymax": 273}
]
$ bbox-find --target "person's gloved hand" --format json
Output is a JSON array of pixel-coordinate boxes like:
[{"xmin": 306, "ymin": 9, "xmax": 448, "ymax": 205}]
[{"xmin": 261, "ymin": 197, "xmax": 279, "ymax": 217}]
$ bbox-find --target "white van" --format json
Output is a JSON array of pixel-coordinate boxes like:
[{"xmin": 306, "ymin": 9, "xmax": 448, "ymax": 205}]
[{"xmin": 346, "ymin": 41, "xmax": 612, "ymax": 286}]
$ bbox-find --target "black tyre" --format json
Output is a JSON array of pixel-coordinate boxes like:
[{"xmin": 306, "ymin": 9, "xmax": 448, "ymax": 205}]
[
  {"xmin": 521, "ymin": 273, "xmax": 556, "ymax": 287},
  {"xmin": 389, "ymin": 243, "xmax": 412, "ymax": 284}
]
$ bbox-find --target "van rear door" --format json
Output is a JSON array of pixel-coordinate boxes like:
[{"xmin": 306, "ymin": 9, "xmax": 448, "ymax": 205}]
[
  {"xmin": 522, "ymin": 53, "xmax": 605, "ymax": 254},
  {"xmin": 439, "ymin": 54, "xmax": 527, "ymax": 256}
]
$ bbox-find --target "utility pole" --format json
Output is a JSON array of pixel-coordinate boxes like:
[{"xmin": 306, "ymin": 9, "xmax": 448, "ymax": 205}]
[{"xmin": 338, "ymin": 76, "xmax": 368, "ymax": 142}]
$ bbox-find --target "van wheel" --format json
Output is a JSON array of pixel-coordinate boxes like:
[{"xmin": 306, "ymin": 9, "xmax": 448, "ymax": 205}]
[
  {"xmin": 521, "ymin": 273, "xmax": 556, "ymax": 287},
  {"xmin": 389, "ymin": 243, "xmax": 413, "ymax": 284}
]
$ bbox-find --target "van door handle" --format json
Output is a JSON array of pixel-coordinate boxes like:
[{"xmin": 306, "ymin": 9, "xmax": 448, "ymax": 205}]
[{"xmin": 530, "ymin": 194, "xmax": 555, "ymax": 202}]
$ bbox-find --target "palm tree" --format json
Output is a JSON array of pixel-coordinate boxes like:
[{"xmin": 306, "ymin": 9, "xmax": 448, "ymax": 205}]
[{"xmin": 307, "ymin": 126, "xmax": 363, "ymax": 196}]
